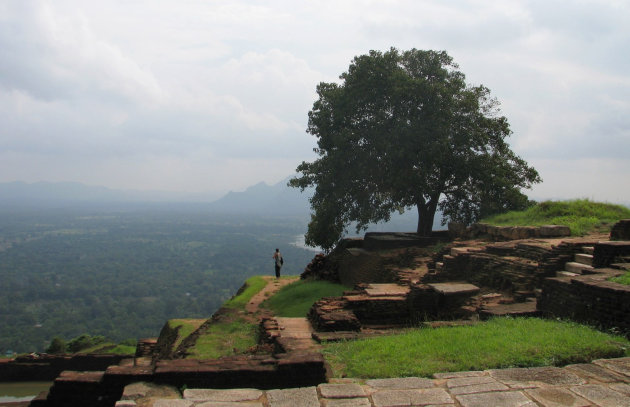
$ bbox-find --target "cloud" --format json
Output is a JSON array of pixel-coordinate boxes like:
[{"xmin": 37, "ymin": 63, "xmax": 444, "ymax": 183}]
[
  {"xmin": 0, "ymin": 0, "xmax": 628, "ymax": 201},
  {"xmin": 0, "ymin": 1, "xmax": 164, "ymax": 105}
]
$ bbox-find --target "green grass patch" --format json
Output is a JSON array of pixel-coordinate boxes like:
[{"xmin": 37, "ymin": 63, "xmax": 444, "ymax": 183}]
[
  {"xmin": 610, "ymin": 271, "xmax": 630, "ymax": 285},
  {"xmin": 223, "ymin": 276, "xmax": 268, "ymax": 310},
  {"xmin": 323, "ymin": 318, "xmax": 630, "ymax": 378},
  {"xmin": 185, "ymin": 318, "xmax": 258, "ymax": 359},
  {"xmin": 262, "ymin": 279, "xmax": 349, "ymax": 317},
  {"xmin": 168, "ymin": 319, "xmax": 206, "ymax": 350},
  {"xmin": 481, "ymin": 199, "xmax": 630, "ymax": 235},
  {"xmin": 74, "ymin": 342, "xmax": 137, "ymax": 356},
  {"xmin": 102, "ymin": 344, "xmax": 137, "ymax": 355}
]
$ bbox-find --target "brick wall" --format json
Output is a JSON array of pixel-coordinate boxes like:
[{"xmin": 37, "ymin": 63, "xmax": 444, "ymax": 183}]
[{"xmin": 538, "ymin": 276, "xmax": 630, "ymax": 335}]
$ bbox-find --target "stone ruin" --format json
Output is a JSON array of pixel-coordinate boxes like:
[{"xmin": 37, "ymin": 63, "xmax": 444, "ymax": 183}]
[
  {"xmin": 307, "ymin": 221, "xmax": 630, "ymax": 341},
  {"xmin": 18, "ymin": 220, "xmax": 630, "ymax": 406}
]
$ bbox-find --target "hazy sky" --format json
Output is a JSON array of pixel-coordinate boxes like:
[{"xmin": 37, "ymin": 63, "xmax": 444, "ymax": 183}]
[{"xmin": 1, "ymin": 0, "xmax": 629, "ymax": 202}]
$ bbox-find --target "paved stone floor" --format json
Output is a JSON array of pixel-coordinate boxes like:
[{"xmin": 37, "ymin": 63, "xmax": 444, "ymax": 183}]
[{"xmin": 116, "ymin": 357, "xmax": 630, "ymax": 407}]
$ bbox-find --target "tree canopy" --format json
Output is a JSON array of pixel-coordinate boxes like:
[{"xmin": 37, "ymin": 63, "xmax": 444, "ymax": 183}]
[{"xmin": 290, "ymin": 48, "xmax": 541, "ymax": 250}]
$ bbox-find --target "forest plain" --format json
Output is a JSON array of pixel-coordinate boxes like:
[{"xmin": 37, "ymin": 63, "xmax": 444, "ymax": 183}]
[{"xmin": 0, "ymin": 203, "xmax": 317, "ymax": 354}]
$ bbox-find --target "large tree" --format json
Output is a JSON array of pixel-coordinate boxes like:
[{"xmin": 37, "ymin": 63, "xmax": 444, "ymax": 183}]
[{"xmin": 290, "ymin": 48, "xmax": 541, "ymax": 250}]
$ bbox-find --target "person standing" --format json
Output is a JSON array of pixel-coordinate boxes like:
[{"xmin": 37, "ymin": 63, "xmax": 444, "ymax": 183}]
[{"xmin": 272, "ymin": 248, "xmax": 283, "ymax": 279}]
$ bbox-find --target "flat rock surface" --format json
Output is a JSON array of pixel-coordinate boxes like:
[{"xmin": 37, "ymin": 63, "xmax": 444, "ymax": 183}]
[
  {"xmin": 428, "ymin": 282, "xmax": 480, "ymax": 295},
  {"xmin": 117, "ymin": 357, "xmax": 630, "ymax": 406},
  {"xmin": 364, "ymin": 284, "xmax": 410, "ymax": 297},
  {"xmin": 489, "ymin": 366, "xmax": 585, "ymax": 387}
]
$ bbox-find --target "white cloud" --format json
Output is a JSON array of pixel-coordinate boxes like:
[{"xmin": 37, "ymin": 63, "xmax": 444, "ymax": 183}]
[{"xmin": 0, "ymin": 0, "xmax": 628, "ymax": 201}]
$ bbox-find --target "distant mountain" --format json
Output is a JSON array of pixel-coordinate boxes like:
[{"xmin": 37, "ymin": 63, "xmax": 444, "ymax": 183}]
[
  {"xmin": 207, "ymin": 178, "xmax": 312, "ymax": 217},
  {"xmin": 0, "ymin": 180, "xmax": 442, "ymax": 231},
  {"xmin": 0, "ymin": 181, "xmax": 220, "ymax": 207}
]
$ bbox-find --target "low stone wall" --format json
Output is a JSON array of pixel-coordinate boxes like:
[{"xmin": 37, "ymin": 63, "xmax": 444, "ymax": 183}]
[
  {"xmin": 610, "ymin": 219, "xmax": 630, "ymax": 240},
  {"xmin": 34, "ymin": 352, "xmax": 329, "ymax": 407},
  {"xmin": 452, "ymin": 223, "xmax": 571, "ymax": 241},
  {"xmin": 337, "ymin": 249, "xmax": 396, "ymax": 286},
  {"xmin": 592, "ymin": 241, "xmax": 630, "ymax": 268},
  {"xmin": 0, "ymin": 354, "xmax": 128, "ymax": 382},
  {"xmin": 363, "ymin": 232, "xmax": 448, "ymax": 251},
  {"xmin": 538, "ymin": 274, "xmax": 630, "ymax": 335}
]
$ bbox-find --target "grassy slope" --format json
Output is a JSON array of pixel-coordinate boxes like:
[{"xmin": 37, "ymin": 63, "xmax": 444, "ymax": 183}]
[
  {"xmin": 481, "ymin": 199, "xmax": 630, "ymax": 235},
  {"xmin": 262, "ymin": 280, "xmax": 349, "ymax": 317},
  {"xmin": 184, "ymin": 276, "xmax": 269, "ymax": 359},
  {"xmin": 323, "ymin": 318, "xmax": 630, "ymax": 378}
]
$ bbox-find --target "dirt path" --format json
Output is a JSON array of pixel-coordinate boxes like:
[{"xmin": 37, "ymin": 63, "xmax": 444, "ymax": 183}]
[{"xmin": 245, "ymin": 276, "xmax": 299, "ymax": 315}]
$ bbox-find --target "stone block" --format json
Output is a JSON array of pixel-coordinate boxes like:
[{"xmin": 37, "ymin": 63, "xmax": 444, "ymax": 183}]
[
  {"xmin": 371, "ymin": 388, "xmax": 454, "ymax": 406},
  {"xmin": 318, "ymin": 383, "xmax": 367, "ymax": 398},
  {"xmin": 456, "ymin": 391, "xmax": 536, "ymax": 407},
  {"xmin": 267, "ymin": 386, "xmax": 319, "ymax": 407},
  {"xmin": 489, "ymin": 367, "xmax": 585, "ymax": 388},
  {"xmin": 366, "ymin": 377, "xmax": 435, "ymax": 389},
  {"xmin": 183, "ymin": 388, "xmax": 263, "ymax": 401},
  {"xmin": 539, "ymin": 225, "xmax": 571, "ymax": 237},
  {"xmin": 570, "ymin": 384, "xmax": 630, "ymax": 407},
  {"xmin": 525, "ymin": 387, "xmax": 591, "ymax": 407}
]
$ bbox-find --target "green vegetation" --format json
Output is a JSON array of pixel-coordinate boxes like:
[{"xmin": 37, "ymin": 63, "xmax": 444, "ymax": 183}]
[
  {"xmin": 168, "ymin": 319, "xmax": 206, "ymax": 351},
  {"xmin": 323, "ymin": 318, "xmax": 630, "ymax": 378},
  {"xmin": 0, "ymin": 207, "xmax": 316, "ymax": 353},
  {"xmin": 290, "ymin": 48, "xmax": 539, "ymax": 248},
  {"xmin": 45, "ymin": 333, "xmax": 136, "ymax": 355},
  {"xmin": 481, "ymin": 199, "xmax": 630, "ymax": 235},
  {"xmin": 610, "ymin": 271, "xmax": 630, "ymax": 285},
  {"xmin": 185, "ymin": 318, "xmax": 258, "ymax": 359},
  {"xmin": 102, "ymin": 344, "xmax": 136, "ymax": 355},
  {"xmin": 223, "ymin": 276, "xmax": 268, "ymax": 309},
  {"xmin": 262, "ymin": 279, "xmax": 348, "ymax": 317}
]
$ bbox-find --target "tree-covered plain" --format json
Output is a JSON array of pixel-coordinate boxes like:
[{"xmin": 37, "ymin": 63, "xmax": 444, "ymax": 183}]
[{"xmin": 0, "ymin": 205, "xmax": 316, "ymax": 354}]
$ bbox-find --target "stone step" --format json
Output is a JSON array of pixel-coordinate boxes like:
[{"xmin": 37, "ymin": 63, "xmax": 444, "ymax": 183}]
[
  {"xmin": 479, "ymin": 300, "xmax": 539, "ymax": 319},
  {"xmin": 557, "ymin": 271, "xmax": 579, "ymax": 278},
  {"xmin": 574, "ymin": 253, "xmax": 593, "ymax": 266},
  {"xmin": 565, "ymin": 261, "xmax": 594, "ymax": 274},
  {"xmin": 611, "ymin": 263, "xmax": 630, "ymax": 271},
  {"xmin": 582, "ymin": 246, "xmax": 595, "ymax": 255}
]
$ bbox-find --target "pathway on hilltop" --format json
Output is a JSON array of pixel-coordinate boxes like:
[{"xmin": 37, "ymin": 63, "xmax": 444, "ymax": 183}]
[
  {"xmin": 247, "ymin": 276, "xmax": 322, "ymax": 353},
  {"xmin": 244, "ymin": 276, "xmax": 298, "ymax": 316}
]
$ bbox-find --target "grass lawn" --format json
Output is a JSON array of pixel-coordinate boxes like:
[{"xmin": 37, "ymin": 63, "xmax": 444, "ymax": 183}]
[
  {"xmin": 262, "ymin": 279, "xmax": 349, "ymax": 317},
  {"xmin": 481, "ymin": 199, "xmax": 630, "ymax": 235},
  {"xmin": 185, "ymin": 318, "xmax": 258, "ymax": 359},
  {"xmin": 323, "ymin": 317, "xmax": 630, "ymax": 378}
]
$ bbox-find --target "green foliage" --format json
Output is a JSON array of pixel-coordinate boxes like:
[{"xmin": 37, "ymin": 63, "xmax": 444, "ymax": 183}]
[
  {"xmin": 0, "ymin": 208, "xmax": 316, "ymax": 353},
  {"xmin": 223, "ymin": 276, "xmax": 268, "ymax": 310},
  {"xmin": 66, "ymin": 334, "xmax": 107, "ymax": 353},
  {"xmin": 45, "ymin": 336, "xmax": 66, "ymax": 354},
  {"xmin": 185, "ymin": 318, "xmax": 258, "ymax": 359},
  {"xmin": 103, "ymin": 344, "xmax": 136, "ymax": 355},
  {"xmin": 119, "ymin": 338, "xmax": 138, "ymax": 346},
  {"xmin": 481, "ymin": 199, "xmax": 630, "ymax": 235},
  {"xmin": 262, "ymin": 279, "xmax": 348, "ymax": 317},
  {"xmin": 323, "ymin": 318, "xmax": 629, "ymax": 378},
  {"xmin": 168, "ymin": 319, "xmax": 206, "ymax": 351},
  {"xmin": 291, "ymin": 47, "xmax": 540, "ymax": 248},
  {"xmin": 610, "ymin": 272, "xmax": 630, "ymax": 285}
]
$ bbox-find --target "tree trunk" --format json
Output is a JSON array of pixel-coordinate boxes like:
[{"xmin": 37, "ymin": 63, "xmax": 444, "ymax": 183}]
[{"xmin": 416, "ymin": 197, "xmax": 438, "ymax": 237}]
